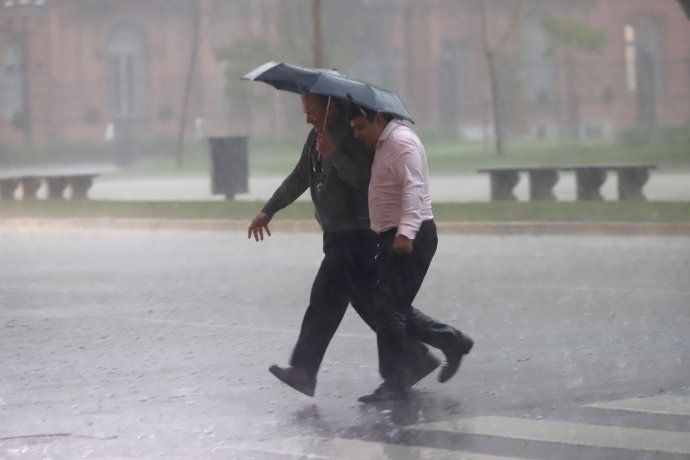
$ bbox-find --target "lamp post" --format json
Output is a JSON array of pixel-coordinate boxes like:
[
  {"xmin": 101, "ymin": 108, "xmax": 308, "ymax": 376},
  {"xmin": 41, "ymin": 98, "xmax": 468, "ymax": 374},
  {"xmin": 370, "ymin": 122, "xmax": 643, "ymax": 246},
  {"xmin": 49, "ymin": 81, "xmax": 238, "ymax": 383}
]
[{"xmin": 2, "ymin": 0, "xmax": 46, "ymax": 144}]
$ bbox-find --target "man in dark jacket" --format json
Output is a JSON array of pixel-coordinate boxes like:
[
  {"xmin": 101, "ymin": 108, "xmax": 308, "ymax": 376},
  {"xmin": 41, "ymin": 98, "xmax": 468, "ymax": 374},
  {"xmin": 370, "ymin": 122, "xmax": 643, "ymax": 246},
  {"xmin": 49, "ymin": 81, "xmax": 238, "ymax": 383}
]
[{"xmin": 247, "ymin": 94, "xmax": 439, "ymax": 397}]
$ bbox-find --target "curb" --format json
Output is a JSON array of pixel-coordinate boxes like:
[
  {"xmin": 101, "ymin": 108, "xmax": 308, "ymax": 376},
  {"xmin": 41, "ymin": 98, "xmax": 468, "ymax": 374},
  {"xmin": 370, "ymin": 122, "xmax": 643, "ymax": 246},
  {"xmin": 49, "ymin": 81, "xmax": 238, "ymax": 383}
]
[
  {"xmin": 1, "ymin": 218, "xmax": 689, "ymax": 236},
  {"xmin": 436, "ymin": 221, "xmax": 690, "ymax": 236}
]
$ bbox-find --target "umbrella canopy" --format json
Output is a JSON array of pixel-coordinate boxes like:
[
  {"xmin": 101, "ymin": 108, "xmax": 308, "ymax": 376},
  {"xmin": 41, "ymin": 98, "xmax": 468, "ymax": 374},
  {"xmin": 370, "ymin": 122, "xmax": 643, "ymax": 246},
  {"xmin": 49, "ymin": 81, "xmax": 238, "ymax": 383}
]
[
  {"xmin": 308, "ymin": 73, "xmax": 413, "ymax": 123},
  {"xmin": 241, "ymin": 61, "xmax": 343, "ymax": 94},
  {"xmin": 243, "ymin": 61, "xmax": 413, "ymax": 122},
  {"xmin": 680, "ymin": 0, "xmax": 690, "ymax": 20}
]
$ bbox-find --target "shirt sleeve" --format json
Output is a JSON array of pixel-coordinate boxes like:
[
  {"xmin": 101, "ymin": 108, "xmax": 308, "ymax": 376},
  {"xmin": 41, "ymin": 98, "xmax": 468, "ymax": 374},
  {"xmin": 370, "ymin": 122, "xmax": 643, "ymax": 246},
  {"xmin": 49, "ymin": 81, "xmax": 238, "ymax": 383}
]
[
  {"xmin": 391, "ymin": 147, "xmax": 425, "ymax": 239},
  {"xmin": 261, "ymin": 132, "xmax": 312, "ymax": 217}
]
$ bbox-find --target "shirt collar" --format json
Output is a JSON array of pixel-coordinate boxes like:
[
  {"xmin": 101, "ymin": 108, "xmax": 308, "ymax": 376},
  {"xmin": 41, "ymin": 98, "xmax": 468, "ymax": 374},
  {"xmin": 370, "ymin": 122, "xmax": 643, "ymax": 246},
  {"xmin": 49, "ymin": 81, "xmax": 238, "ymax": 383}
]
[{"xmin": 376, "ymin": 120, "xmax": 402, "ymax": 148}]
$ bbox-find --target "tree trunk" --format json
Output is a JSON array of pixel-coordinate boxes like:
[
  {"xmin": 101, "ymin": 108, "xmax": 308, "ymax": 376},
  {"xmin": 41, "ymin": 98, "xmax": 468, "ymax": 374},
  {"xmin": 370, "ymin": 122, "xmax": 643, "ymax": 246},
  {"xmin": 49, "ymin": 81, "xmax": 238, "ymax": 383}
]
[
  {"xmin": 487, "ymin": 52, "xmax": 505, "ymax": 156},
  {"xmin": 479, "ymin": 0, "xmax": 504, "ymax": 156},
  {"xmin": 175, "ymin": 0, "xmax": 202, "ymax": 168},
  {"xmin": 312, "ymin": 0, "xmax": 324, "ymax": 68}
]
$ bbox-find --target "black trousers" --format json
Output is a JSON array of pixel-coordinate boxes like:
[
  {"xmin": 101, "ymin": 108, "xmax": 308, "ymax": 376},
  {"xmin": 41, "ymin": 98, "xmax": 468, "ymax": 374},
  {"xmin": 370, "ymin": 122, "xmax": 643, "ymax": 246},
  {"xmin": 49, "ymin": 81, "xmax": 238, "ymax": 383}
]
[
  {"xmin": 375, "ymin": 220, "xmax": 463, "ymax": 384},
  {"xmin": 290, "ymin": 228, "xmax": 430, "ymax": 380}
]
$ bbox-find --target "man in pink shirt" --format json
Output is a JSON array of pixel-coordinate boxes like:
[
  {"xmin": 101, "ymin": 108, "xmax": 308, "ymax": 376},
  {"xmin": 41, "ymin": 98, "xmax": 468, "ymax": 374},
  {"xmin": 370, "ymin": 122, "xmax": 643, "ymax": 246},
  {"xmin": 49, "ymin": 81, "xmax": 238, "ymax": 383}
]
[{"xmin": 350, "ymin": 107, "xmax": 474, "ymax": 402}]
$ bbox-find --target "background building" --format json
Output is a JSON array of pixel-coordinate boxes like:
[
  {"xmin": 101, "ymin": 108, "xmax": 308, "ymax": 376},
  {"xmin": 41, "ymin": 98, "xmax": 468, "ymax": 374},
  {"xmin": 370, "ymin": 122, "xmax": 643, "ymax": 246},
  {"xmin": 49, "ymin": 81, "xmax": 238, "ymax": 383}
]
[{"xmin": 1, "ymin": 0, "xmax": 688, "ymax": 151}]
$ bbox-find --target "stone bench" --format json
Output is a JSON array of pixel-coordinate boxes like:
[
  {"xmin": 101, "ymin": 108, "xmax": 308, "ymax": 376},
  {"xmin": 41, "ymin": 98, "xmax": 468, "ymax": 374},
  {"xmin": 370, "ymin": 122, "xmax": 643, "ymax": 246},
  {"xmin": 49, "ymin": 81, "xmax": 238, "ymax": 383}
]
[
  {"xmin": 0, "ymin": 165, "xmax": 121, "ymax": 200},
  {"xmin": 477, "ymin": 164, "xmax": 656, "ymax": 201}
]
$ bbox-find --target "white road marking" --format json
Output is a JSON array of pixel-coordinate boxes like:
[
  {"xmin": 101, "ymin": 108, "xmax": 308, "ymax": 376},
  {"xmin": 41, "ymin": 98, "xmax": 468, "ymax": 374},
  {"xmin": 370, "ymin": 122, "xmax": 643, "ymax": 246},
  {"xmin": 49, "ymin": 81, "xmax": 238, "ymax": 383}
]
[
  {"xmin": 225, "ymin": 435, "xmax": 526, "ymax": 460},
  {"xmin": 586, "ymin": 394, "xmax": 690, "ymax": 416},
  {"xmin": 447, "ymin": 280, "xmax": 690, "ymax": 296},
  {"xmin": 410, "ymin": 416, "xmax": 690, "ymax": 454}
]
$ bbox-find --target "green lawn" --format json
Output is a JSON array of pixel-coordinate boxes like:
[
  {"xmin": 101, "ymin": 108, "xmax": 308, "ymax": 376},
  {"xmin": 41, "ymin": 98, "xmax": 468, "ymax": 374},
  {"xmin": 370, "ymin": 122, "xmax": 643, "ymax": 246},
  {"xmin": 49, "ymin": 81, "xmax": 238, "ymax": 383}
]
[
  {"xmin": 2, "ymin": 200, "xmax": 689, "ymax": 223},
  {"xmin": 103, "ymin": 134, "xmax": 690, "ymax": 180}
]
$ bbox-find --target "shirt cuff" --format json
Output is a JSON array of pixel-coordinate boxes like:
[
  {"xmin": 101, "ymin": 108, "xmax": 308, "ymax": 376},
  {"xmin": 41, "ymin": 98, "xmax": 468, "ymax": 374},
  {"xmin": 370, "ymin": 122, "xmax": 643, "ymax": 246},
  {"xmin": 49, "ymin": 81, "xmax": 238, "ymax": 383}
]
[{"xmin": 396, "ymin": 223, "xmax": 419, "ymax": 240}]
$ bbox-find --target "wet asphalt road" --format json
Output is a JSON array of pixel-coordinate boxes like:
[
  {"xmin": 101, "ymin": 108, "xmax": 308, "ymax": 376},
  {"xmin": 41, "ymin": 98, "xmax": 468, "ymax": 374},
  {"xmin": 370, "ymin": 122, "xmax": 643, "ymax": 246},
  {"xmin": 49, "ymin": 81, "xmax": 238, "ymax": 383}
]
[{"xmin": 1, "ymin": 226, "xmax": 689, "ymax": 459}]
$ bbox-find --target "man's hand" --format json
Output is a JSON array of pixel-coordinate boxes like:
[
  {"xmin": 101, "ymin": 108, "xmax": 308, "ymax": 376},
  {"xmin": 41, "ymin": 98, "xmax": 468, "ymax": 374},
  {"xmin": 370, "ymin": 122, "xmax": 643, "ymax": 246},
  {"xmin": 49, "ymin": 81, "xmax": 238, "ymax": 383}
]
[
  {"xmin": 392, "ymin": 234, "xmax": 413, "ymax": 254},
  {"xmin": 248, "ymin": 211, "xmax": 272, "ymax": 241},
  {"xmin": 315, "ymin": 130, "xmax": 335, "ymax": 159}
]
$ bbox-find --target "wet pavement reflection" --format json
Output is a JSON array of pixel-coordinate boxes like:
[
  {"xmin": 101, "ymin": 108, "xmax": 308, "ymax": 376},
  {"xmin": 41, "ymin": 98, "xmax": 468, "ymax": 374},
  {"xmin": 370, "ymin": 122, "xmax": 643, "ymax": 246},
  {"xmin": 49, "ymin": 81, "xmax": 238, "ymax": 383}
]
[{"xmin": 1, "ymin": 227, "xmax": 689, "ymax": 459}]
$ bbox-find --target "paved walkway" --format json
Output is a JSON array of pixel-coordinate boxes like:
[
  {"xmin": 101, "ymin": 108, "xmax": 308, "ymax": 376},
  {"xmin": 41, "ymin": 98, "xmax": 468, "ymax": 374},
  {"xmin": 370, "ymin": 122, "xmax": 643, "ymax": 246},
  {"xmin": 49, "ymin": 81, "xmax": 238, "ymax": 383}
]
[
  {"xmin": 2, "ymin": 228, "xmax": 689, "ymax": 458},
  {"xmin": 87, "ymin": 172, "xmax": 690, "ymax": 202}
]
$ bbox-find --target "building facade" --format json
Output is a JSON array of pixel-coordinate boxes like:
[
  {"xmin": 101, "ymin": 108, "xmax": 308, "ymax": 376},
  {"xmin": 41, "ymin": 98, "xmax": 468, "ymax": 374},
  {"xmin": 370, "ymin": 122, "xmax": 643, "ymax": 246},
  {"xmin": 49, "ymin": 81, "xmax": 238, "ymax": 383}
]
[
  {"xmin": 0, "ymin": 0, "xmax": 227, "ymax": 145},
  {"xmin": 1, "ymin": 0, "xmax": 689, "ymax": 146}
]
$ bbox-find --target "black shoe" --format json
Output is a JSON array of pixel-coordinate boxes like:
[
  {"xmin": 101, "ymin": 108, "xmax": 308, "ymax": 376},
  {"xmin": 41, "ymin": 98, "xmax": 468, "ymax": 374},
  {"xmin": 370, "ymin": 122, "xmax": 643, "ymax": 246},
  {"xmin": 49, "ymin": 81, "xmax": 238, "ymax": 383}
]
[
  {"xmin": 439, "ymin": 335, "xmax": 474, "ymax": 383},
  {"xmin": 268, "ymin": 365, "xmax": 316, "ymax": 397},
  {"xmin": 405, "ymin": 352, "xmax": 441, "ymax": 387},
  {"xmin": 358, "ymin": 382, "xmax": 408, "ymax": 403}
]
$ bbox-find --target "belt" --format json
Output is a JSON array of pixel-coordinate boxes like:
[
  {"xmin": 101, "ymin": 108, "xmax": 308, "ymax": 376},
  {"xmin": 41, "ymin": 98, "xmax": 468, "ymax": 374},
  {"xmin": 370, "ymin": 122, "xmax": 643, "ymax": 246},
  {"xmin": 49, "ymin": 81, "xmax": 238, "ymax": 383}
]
[{"xmin": 375, "ymin": 219, "xmax": 435, "ymax": 240}]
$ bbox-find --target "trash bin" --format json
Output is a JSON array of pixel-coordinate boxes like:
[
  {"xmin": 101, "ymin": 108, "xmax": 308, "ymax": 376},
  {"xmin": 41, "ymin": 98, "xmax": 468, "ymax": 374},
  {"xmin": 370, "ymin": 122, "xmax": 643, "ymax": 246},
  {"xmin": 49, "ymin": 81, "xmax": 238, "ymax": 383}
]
[{"xmin": 208, "ymin": 136, "xmax": 249, "ymax": 200}]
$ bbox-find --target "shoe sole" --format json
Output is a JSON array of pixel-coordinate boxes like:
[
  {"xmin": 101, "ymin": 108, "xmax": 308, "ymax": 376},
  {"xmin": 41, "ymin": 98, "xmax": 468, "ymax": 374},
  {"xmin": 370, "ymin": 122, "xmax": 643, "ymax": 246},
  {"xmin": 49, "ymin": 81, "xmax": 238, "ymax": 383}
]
[
  {"xmin": 358, "ymin": 391, "xmax": 409, "ymax": 403},
  {"xmin": 439, "ymin": 337, "xmax": 474, "ymax": 383},
  {"xmin": 268, "ymin": 365, "xmax": 315, "ymax": 397}
]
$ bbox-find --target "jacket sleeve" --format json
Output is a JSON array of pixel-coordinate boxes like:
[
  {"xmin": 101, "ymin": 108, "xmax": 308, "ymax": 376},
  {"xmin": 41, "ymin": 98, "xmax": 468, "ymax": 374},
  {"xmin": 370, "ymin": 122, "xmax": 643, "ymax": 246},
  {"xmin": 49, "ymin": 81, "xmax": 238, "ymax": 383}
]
[
  {"xmin": 328, "ymin": 129, "xmax": 372, "ymax": 189},
  {"xmin": 261, "ymin": 131, "xmax": 313, "ymax": 217}
]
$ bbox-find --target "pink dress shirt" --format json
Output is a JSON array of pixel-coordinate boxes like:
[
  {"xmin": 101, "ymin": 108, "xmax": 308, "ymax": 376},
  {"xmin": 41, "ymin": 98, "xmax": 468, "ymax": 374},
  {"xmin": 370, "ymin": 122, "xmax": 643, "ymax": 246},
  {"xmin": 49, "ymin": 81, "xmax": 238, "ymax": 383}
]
[{"xmin": 369, "ymin": 120, "xmax": 434, "ymax": 239}]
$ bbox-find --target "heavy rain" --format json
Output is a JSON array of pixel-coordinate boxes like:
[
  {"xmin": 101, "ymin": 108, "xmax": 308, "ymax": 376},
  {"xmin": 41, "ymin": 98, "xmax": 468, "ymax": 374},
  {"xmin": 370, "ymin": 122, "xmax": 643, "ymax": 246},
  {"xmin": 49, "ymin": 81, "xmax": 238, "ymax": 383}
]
[{"xmin": 1, "ymin": 1, "xmax": 689, "ymax": 459}]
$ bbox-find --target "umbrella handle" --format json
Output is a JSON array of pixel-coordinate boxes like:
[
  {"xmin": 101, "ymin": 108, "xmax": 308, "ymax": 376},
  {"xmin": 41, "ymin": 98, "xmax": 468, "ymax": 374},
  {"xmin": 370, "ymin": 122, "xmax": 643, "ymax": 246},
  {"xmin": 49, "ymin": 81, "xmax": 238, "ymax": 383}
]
[{"xmin": 322, "ymin": 97, "xmax": 331, "ymax": 132}]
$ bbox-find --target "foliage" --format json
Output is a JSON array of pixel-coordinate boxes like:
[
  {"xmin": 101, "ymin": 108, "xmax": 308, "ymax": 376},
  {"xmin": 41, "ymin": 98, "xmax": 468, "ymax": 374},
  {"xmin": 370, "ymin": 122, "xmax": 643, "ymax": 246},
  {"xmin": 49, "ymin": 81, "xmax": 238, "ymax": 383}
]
[
  {"xmin": 618, "ymin": 125, "xmax": 690, "ymax": 146},
  {"xmin": 213, "ymin": 1, "xmax": 313, "ymax": 121},
  {"xmin": 214, "ymin": 37, "xmax": 276, "ymax": 113},
  {"xmin": 542, "ymin": 16, "xmax": 606, "ymax": 54}
]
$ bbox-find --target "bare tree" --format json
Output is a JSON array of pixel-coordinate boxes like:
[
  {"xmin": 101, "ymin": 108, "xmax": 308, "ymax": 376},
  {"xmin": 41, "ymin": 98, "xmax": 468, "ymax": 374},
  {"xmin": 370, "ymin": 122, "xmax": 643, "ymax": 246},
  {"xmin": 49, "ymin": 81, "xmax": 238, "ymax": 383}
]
[
  {"xmin": 312, "ymin": 0, "xmax": 324, "ymax": 67},
  {"xmin": 175, "ymin": 0, "xmax": 202, "ymax": 168},
  {"xmin": 478, "ymin": 0, "xmax": 523, "ymax": 156}
]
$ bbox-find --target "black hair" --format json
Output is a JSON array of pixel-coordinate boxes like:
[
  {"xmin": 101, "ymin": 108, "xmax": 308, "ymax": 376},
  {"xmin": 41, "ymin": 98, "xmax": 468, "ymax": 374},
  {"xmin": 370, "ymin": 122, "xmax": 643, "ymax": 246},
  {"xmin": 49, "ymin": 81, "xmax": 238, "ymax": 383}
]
[
  {"xmin": 348, "ymin": 105, "xmax": 394, "ymax": 123},
  {"xmin": 316, "ymin": 94, "xmax": 330, "ymax": 109}
]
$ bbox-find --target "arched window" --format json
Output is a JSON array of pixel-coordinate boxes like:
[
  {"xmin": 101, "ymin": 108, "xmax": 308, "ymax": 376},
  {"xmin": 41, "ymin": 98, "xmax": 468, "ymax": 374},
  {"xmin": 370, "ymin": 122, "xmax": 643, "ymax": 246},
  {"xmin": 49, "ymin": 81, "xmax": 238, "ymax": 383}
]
[
  {"xmin": 522, "ymin": 9, "xmax": 555, "ymax": 109},
  {"xmin": 107, "ymin": 24, "xmax": 147, "ymax": 119}
]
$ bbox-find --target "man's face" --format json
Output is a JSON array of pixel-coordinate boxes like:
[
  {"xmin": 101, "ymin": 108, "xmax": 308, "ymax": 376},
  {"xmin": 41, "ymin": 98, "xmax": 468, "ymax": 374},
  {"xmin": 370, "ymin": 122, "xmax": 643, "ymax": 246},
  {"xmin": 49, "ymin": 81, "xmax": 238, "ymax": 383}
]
[
  {"xmin": 350, "ymin": 114, "xmax": 382, "ymax": 150},
  {"xmin": 301, "ymin": 94, "xmax": 326, "ymax": 130}
]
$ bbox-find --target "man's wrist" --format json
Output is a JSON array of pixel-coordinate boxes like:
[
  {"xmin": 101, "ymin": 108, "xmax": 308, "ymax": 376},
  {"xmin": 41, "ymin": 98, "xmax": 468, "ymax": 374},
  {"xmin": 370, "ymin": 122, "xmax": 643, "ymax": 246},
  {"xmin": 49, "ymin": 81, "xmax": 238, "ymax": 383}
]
[{"xmin": 396, "ymin": 227, "xmax": 417, "ymax": 240}]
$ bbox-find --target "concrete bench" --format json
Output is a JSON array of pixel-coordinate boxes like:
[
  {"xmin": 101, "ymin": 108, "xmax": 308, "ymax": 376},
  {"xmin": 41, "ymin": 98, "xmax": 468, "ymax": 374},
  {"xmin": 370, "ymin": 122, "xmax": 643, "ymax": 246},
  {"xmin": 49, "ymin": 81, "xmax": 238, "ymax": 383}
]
[
  {"xmin": 477, "ymin": 164, "xmax": 656, "ymax": 201},
  {"xmin": 0, "ymin": 165, "xmax": 121, "ymax": 200}
]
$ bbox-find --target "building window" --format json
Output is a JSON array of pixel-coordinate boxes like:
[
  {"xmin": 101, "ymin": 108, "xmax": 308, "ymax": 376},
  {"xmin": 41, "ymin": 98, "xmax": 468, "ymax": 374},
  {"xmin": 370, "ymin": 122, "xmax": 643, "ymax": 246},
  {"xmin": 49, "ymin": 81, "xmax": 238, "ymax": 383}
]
[
  {"xmin": 437, "ymin": 40, "xmax": 471, "ymax": 127},
  {"xmin": 2, "ymin": 40, "xmax": 24, "ymax": 121},
  {"xmin": 624, "ymin": 24, "xmax": 637, "ymax": 92},
  {"xmin": 107, "ymin": 24, "xmax": 147, "ymax": 119},
  {"xmin": 523, "ymin": 10, "xmax": 556, "ymax": 109},
  {"xmin": 624, "ymin": 16, "xmax": 663, "ymax": 125}
]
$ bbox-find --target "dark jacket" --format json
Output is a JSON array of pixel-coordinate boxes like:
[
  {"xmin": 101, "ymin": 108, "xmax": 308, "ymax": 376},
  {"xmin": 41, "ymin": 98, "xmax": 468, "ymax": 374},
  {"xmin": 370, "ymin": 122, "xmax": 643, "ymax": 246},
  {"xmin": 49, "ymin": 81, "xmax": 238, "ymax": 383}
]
[{"xmin": 262, "ymin": 125, "xmax": 372, "ymax": 233}]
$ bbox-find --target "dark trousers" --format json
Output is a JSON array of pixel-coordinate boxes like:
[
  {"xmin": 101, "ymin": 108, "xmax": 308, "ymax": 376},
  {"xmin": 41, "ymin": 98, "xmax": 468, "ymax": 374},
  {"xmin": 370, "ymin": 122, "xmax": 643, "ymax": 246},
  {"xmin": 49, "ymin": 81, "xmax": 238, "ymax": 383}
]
[
  {"xmin": 290, "ymin": 228, "xmax": 430, "ymax": 380},
  {"xmin": 375, "ymin": 220, "xmax": 463, "ymax": 384}
]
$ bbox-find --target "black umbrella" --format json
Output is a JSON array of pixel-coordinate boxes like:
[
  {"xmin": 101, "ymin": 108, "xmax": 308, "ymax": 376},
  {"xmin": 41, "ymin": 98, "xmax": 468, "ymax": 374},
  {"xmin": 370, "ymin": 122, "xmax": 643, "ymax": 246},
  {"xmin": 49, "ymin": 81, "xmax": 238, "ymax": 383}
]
[
  {"xmin": 308, "ymin": 73, "xmax": 414, "ymax": 123},
  {"xmin": 243, "ymin": 61, "xmax": 414, "ymax": 122},
  {"xmin": 241, "ymin": 61, "xmax": 343, "ymax": 94},
  {"xmin": 680, "ymin": 0, "xmax": 690, "ymax": 19}
]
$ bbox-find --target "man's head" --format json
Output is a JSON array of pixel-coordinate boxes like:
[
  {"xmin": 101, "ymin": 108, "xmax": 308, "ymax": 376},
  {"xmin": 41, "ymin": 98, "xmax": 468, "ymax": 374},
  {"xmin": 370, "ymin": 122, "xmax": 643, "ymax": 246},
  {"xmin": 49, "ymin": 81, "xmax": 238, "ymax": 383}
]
[
  {"xmin": 349, "ymin": 107, "xmax": 391, "ymax": 150},
  {"xmin": 301, "ymin": 93, "xmax": 330, "ymax": 131}
]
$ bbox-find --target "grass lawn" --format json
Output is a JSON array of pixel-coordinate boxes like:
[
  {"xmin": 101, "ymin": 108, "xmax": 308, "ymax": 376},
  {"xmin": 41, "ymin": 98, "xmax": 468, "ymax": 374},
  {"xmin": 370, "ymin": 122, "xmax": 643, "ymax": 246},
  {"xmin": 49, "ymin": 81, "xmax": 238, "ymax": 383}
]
[
  {"xmin": 2, "ymin": 200, "xmax": 689, "ymax": 223},
  {"xmin": 103, "ymin": 134, "xmax": 690, "ymax": 180}
]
